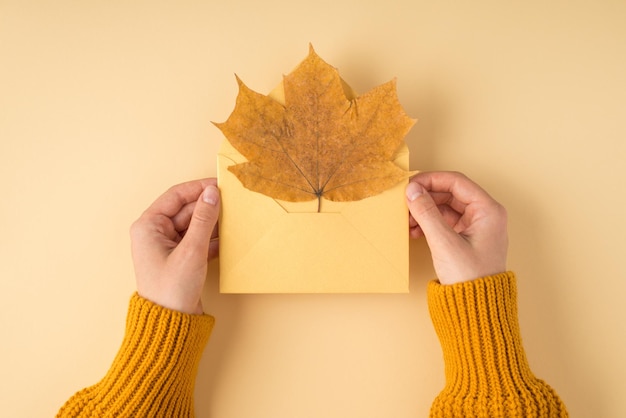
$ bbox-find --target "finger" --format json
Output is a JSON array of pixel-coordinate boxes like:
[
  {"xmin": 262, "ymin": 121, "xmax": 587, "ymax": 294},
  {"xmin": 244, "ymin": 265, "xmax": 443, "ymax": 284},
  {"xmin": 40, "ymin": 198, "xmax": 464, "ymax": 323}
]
[
  {"xmin": 409, "ymin": 201, "xmax": 462, "ymax": 237},
  {"xmin": 409, "ymin": 223, "xmax": 424, "ymax": 239},
  {"xmin": 409, "ymin": 212, "xmax": 418, "ymax": 228},
  {"xmin": 210, "ymin": 223, "xmax": 219, "ymax": 240},
  {"xmin": 131, "ymin": 212, "xmax": 180, "ymax": 245},
  {"xmin": 146, "ymin": 178, "xmax": 217, "ymax": 218},
  {"xmin": 438, "ymin": 204, "xmax": 463, "ymax": 230},
  {"xmin": 406, "ymin": 182, "xmax": 459, "ymax": 244},
  {"xmin": 171, "ymin": 201, "xmax": 197, "ymax": 232},
  {"xmin": 208, "ymin": 222, "xmax": 219, "ymax": 261},
  {"xmin": 410, "ymin": 172, "xmax": 493, "ymax": 207},
  {"xmin": 208, "ymin": 236, "xmax": 219, "ymax": 261},
  {"xmin": 429, "ymin": 191, "xmax": 468, "ymax": 214},
  {"xmin": 409, "ymin": 210, "xmax": 422, "ymax": 238},
  {"xmin": 177, "ymin": 185, "xmax": 221, "ymax": 257}
]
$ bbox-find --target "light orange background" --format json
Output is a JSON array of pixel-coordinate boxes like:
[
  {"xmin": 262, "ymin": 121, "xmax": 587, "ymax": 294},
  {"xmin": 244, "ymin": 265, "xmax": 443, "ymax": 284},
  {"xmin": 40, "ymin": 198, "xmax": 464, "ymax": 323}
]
[{"xmin": 1, "ymin": 1, "xmax": 625, "ymax": 417}]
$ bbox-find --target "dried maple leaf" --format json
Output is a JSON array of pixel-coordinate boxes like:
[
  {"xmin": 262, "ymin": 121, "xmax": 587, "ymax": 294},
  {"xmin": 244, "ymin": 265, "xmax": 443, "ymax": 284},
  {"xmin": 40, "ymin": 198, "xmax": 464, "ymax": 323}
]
[{"xmin": 214, "ymin": 45, "xmax": 416, "ymax": 212}]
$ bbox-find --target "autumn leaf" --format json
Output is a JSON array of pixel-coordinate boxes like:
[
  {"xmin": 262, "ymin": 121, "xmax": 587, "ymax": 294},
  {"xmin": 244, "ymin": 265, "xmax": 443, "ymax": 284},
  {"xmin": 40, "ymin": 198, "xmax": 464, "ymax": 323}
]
[{"xmin": 214, "ymin": 45, "xmax": 416, "ymax": 212}]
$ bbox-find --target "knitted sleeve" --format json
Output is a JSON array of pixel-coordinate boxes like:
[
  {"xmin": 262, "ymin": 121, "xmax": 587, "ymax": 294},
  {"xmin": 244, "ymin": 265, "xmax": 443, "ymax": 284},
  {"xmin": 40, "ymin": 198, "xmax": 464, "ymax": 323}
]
[
  {"xmin": 56, "ymin": 293, "xmax": 214, "ymax": 417},
  {"xmin": 427, "ymin": 272, "xmax": 568, "ymax": 417}
]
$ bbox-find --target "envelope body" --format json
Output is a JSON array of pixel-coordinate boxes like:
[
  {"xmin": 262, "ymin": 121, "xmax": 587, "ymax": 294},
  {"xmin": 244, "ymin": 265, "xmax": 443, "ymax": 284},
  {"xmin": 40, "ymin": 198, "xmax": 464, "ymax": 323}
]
[{"xmin": 217, "ymin": 139, "xmax": 410, "ymax": 294}]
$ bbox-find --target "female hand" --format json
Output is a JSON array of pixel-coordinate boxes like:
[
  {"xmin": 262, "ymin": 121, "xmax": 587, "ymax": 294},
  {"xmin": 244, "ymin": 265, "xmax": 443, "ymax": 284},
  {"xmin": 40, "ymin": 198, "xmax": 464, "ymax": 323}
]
[
  {"xmin": 406, "ymin": 171, "xmax": 508, "ymax": 285},
  {"xmin": 129, "ymin": 179, "xmax": 220, "ymax": 314}
]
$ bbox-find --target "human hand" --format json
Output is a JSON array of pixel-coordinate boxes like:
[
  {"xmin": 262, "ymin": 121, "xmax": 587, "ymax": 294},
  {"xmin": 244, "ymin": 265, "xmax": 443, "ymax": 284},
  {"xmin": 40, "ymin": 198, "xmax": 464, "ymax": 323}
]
[
  {"xmin": 129, "ymin": 179, "xmax": 220, "ymax": 314},
  {"xmin": 406, "ymin": 172, "xmax": 508, "ymax": 285}
]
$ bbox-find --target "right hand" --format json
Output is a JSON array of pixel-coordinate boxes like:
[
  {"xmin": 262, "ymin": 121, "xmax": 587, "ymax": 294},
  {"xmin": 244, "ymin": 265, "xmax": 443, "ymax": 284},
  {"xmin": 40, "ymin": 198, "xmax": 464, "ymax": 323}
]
[{"xmin": 405, "ymin": 171, "xmax": 508, "ymax": 285}]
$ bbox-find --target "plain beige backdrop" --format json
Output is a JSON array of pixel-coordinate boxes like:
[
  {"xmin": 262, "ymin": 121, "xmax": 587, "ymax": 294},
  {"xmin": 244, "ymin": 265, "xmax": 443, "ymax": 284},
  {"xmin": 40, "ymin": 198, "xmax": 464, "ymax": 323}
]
[{"xmin": 1, "ymin": 1, "xmax": 625, "ymax": 417}]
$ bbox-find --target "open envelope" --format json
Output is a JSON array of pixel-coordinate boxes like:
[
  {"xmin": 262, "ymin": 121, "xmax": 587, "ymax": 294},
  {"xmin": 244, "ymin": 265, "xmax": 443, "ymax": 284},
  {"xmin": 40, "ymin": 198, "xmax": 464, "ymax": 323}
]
[{"xmin": 217, "ymin": 139, "xmax": 410, "ymax": 293}]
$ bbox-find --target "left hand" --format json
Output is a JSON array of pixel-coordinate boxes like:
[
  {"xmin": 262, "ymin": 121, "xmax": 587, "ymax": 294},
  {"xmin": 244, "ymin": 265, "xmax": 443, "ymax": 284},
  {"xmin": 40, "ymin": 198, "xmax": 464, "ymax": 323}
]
[{"xmin": 129, "ymin": 178, "xmax": 220, "ymax": 314}]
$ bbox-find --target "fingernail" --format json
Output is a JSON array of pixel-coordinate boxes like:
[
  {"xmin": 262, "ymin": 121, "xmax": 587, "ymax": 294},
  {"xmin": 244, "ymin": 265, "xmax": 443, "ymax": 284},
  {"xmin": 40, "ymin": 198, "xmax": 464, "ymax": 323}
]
[
  {"xmin": 202, "ymin": 185, "xmax": 219, "ymax": 205},
  {"xmin": 406, "ymin": 182, "xmax": 423, "ymax": 202}
]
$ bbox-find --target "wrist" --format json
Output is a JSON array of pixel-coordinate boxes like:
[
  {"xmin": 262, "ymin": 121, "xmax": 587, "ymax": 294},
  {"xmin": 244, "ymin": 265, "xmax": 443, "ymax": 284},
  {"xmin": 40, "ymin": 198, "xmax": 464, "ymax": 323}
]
[
  {"xmin": 438, "ymin": 270, "xmax": 508, "ymax": 286},
  {"xmin": 136, "ymin": 288, "xmax": 203, "ymax": 315}
]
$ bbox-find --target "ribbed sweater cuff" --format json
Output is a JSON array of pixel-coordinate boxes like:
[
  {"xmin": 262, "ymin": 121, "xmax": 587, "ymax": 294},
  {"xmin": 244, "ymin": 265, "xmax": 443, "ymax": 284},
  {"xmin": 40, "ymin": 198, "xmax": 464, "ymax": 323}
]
[
  {"xmin": 57, "ymin": 293, "xmax": 214, "ymax": 417},
  {"xmin": 427, "ymin": 272, "xmax": 567, "ymax": 417}
]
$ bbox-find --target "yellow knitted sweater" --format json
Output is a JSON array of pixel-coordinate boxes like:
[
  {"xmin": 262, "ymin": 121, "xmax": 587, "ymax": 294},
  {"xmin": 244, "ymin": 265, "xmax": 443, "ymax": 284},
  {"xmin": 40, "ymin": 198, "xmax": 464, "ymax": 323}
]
[
  {"xmin": 428, "ymin": 272, "xmax": 567, "ymax": 417},
  {"xmin": 57, "ymin": 272, "xmax": 567, "ymax": 417},
  {"xmin": 56, "ymin": 294, "xmax": 214, "ymax": 417}
]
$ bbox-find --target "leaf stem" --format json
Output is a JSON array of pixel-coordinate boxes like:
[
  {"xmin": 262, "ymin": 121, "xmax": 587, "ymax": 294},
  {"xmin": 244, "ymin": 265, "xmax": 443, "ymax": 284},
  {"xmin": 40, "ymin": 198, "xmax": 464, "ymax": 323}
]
[{"xmin": 315, "ymin": 190, "xmax": 323, "ymax": 213}]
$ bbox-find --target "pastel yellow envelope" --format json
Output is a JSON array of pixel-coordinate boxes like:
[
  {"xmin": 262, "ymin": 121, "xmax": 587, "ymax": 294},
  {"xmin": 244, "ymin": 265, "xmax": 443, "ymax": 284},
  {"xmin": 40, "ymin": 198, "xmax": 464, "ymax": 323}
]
[{"xmin": 217, "ymin": 139, "xmax": 410, "ymax": 294}]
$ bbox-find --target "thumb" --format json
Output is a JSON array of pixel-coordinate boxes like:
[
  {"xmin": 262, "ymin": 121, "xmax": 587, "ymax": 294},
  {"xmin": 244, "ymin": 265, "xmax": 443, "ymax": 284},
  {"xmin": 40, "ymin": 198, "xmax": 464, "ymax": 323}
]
[
  {"xmin": 406, "ymin": 182, "xmax": 455, "ymax": 243},
  {"xmin": 179, "ymin": 185, "xmax": 220, "ymax": 255}
]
